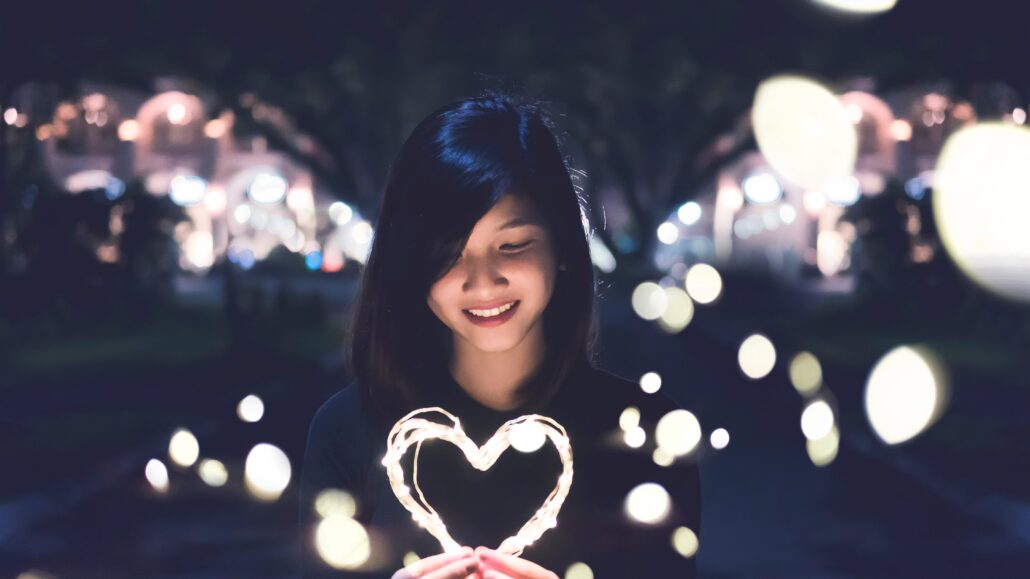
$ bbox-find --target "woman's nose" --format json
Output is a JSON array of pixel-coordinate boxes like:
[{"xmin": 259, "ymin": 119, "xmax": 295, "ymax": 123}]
[{"xmin": 461, "ymin": 256, "xmax": 508, "ymax": 292}]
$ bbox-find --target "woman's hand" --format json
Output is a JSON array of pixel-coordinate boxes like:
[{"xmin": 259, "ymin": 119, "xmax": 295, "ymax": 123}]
[
  {"xmin": 472, "ymin": 547, "xmax": 559, "ymax": 579},
  {"xmin": 391, "ymin": 546, "xmax": 480, "ymax": 579}
]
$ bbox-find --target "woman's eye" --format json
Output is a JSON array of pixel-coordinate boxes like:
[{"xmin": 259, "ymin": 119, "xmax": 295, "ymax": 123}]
[{"xmin": 501, "ymin": 240, "xmax": 534, "ymax": 252}]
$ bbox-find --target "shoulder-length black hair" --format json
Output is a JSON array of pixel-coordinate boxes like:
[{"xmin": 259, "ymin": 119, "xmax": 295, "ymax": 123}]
[{"xmin": 346, "ymin": 91, "xmax": 598, "ymax": 422}]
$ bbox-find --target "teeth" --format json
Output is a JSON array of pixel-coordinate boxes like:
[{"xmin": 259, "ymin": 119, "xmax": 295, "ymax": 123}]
[{"xmin": 467, "ymin": 301, "xmax": 516, "ymax": 318}]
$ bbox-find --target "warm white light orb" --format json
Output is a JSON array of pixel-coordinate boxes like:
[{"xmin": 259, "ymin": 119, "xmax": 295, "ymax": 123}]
[
  {"xmin": 738, "ymin": 334, "xmax": 777, "ymax": 379},
  {"xmin": 657, "ymin": 286, "xmax": 695, "ymax": 333},
  {"xmin": 742, "ymin": 172, "xmax": 783, "ymax": 205},
  {"xmin": 710, "ymin": 428, "xmax": 730, "ymax": 450},
  {"xmin": 245, "ymin": 443, "xmax": 292, "ymax": 501},
  {"xmin": 145, "ymin": 459, "xmax": 169, "ymax": 493},
  {"xmin": 169, "ymin": 175, "xmax": 207, "ymax": 206},
  {"xmin": 168, "ymin": 428, "xmax": 200, "ymax": 468},
  {"xmin": 315, "ymin": 489, "xmax": 357, "ymax": 519},
  {"xmin": 800, "ymin": 400, "xmax": 835, "ymax": 441},
  {"xmin": 510, "ymin": 421, "xmax": 548, "ymax": 453},
  {"xmin": 684, "ymin": 263, "xmax": 722, "ymax": 304},
  {"xmin": 329, "ymin": 201, "xmax": 354, "ymax": 225},
  {"xmin": 865, "ymin": 346, "xmax": 948, "ymax": 445},
  {"xmin": 752, "ymin": 75, "xmax": 858, "ymax": 191},
  {"xmin": 315, "ymin": 515, "xmax": 371, "ymax": 569},
  {"xmin": 812, "ymin": 0, "xmax": 897, "ymax": 14},
  {"xmin": 807, "ymin": 425, "xmax": 840, "ymax": 467},
  {"xmin": 934, "ymin": 123, "xmax": 1030, "ymax": 302},
  {"xmin": 639, "ymin": 372, "xmax": 662, "ymax": 394},
  {"xmin": 657, "ymin": 222, "xmax": 680, "ymax": 245},
  {"xmin": 619, "ymin": 407, "xmax": 641, "ymax": 431},
  {"xmin": 564, "ymin": 561, "xmax": 594, "ymax": 579},
  {"xmin": 671, "ymin": 526, "xmax": 699, "ymax": 558},
  {"xmin": 652, "ymin": 447, "xmax": 675, "ymax": 467},
  {"xmin": 624, "ymin": 482, "xmax": 671, "ymax": 524},
  {"xmin": 198, "ymin": 459, "xmax": 228, "ymax": 487},
  {"xmin": 624, "ymin": 426, "xmax": 646, "ymax": 448},
  {"xmin": 237, "ymin": 394, "xmax": 265, "ymax": 423},
  {"xmin": 655, "ymin": 409, "xmax": 702, "ymax": 457},
  {"xmin": 677, "ymin": 202, "xmax": 702, "ymax": 225},
  {"xmin": 631, "ymin": 282, "xmax": 667, "ymax": 320},
  {"xmin": 789, "ymin": 351, "xmax": 823, "ymax": 396},
  {"xmin": 247, "ymin": 173, "xmax": 288, "ymax": 204}
]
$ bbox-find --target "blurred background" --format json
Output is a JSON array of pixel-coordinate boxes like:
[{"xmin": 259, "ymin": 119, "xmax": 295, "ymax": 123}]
[{"xmin": 2, "ymin": 1, "xmax": 1029, "ymax": 577}]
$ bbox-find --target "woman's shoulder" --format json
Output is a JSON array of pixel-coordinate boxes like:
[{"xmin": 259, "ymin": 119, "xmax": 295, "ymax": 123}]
[{"xmin": 308, "ymin": 380, "xmax": 372, "ymax": 442}]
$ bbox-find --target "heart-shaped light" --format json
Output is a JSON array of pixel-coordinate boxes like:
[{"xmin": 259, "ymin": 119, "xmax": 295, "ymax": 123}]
[{"xmin": 382, "ymin": 407, "xmax": 573, "ymax": 556}]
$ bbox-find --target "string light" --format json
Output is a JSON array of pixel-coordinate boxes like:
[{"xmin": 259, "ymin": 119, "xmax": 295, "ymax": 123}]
[{"xmin": 383, "ymin": 407, "xmax": 573, "ymax": 556}]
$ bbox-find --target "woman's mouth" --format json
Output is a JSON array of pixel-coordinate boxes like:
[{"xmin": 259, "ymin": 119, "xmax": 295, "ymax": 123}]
[{"xmin": 463, "ymin": 300, "xmax": 520, "ymax": 327}]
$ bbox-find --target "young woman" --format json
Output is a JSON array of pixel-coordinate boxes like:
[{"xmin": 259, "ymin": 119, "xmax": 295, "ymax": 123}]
[{"xmin": 300, "ymin": 92, "xmax": 701, "ymax": 579}]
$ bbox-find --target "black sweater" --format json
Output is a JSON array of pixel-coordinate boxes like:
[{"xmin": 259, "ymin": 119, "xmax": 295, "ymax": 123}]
[{"xmin": 299, "ymin": 364, "xmax": 701, "ymax": 578}]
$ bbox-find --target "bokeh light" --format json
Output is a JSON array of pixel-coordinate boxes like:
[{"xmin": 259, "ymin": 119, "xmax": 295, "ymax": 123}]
[
  {"xmin": 247, "ymin": 173, "xmax": 288, "ymax": 204},
  {"xmin": 933, "ymin": 123, "xmax": 1030, "ymax": 302},
  {"xmin": 624, "ymin": 426, "xmax": 646, "ymax": 448},
  {"xmin": 657, "ymin": 286, "xmax": 695, "ymax": 333},
  {"xmin": 329, "ymin": 201, "xmax": 354, "ymax": 225},
  {"xmin": 742, "ymin": 171, "xmax": 783, "ymax": 204},
  {"xmin": 657, "ymin": 221, "xmax": 680, "ymax": 245},
  {"xmin": 168, "ymin": 428, "xmax": 200, "ymax": 468},
  {"xmin": 812, "ymin": 0, "xmax": 897, "ymax": 14},
  {"xmin": 237, "ymin": 394, "xmax": 265, "ymax": 423},
  {"xmin": 631, "ymin": 281, "xmax": 667, "ymax": 320},
  {"xmin": 710, "ymin": 428, "xmax": 730, "ymax": 450},
  {"xmin": 198, "ymin": 458, "xmax": 228, "ymax": 487},
  {"xmin": 789, "ymin": 351, "xmax": 823, "ymax": 396},
  {"xmin": 619, "ymin": 406, "xmax": 641, "ymax": 431},
  {"xmin": 652, "ymin": 447, "xmax": 675, "ymax": 467},
  {"xmin": 169, "ymin": 175, "xmax": 207, "ymax": 206},
  {"xmin": 315, "ymin": 489, "xmax": 357, "ymax": 519},
  {"xmin": 510, "ymin": 421, "xmax": 547, "ymax": 453},
  {"xmin": 684, "ymin": 263, "xmax": 723, "ymax": 304},
  {"xmin": 752, "ymin": 75, "xmax": 858, "ymax": 191},
  {"xmin": 315, "ymin": 514, "xmax": 371, "ymax": 569},
  {"xmin": 807, "ymin": 424, "xmax": 840, "ymax": 467},
  {"xmin": 639, "ymin": 371, "xmax": 662, "ymax": 394},
  {"xmin": 738, "ymin": 333, "xmax": 776, "ymax": 379},
  {"xmin": 655, "ymin": 409, "xmax": 702, "ymax": 457},
  {"xmin": 865, "ymin": 345, "xmax": 949, "ymax": 445},
  {"xmin": 565, "ymin": 561, "xmax": 594, "ymax": 579},
  {"xmin": 800, "ymin": 400, "xmax": 835, "ymax": 441},
  {"xmin": 118, "ymin": 119, "xmax": 139, "ymax": 141},
  {"xmin": 403, "ymin": 551, "xmax": 420, "ymax": 568},
  {"xmin": 145, "ymin": 458, "xmax": 169, "ymax": 493},
  {"xmin": 244, "ymin": 443, "xmax": 292, "ymax": 501},
  {"xmin": 624, "ymin": 482, "xmax": 671, "ymax": 524},
  {"xmin": 677, "ymin": 201, "xmax": 702, "ymax": 225},
  {"xmin": 671, "ymin": 526, "xmax": 699, "ymax": 558}
]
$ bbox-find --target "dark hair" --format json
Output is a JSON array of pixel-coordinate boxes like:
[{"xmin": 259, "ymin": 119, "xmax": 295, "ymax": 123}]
[{"xmin": 346, "ymin": 91, "xmax": 599, "ymax": 422}]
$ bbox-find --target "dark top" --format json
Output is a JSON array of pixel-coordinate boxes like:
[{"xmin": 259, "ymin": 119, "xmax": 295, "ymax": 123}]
[{"xmin": 298, "ymin": 364, "xmax": 701, "ymax": 578}]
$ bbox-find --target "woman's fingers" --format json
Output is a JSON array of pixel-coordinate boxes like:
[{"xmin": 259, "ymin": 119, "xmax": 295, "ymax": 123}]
[
  {"xmin": 474, "ymin": 548, "xmax": 559, "ymax": 579},
  {"xmin": 420, "ymin": 556, "xmax": 480, "ymax": 579},
  {"xmin": 395, "ymin": 548, "xmax": 473, "ymax": 579},
  {"xmin": 481, "ymin": 570, "xmax": 515, "ymax": 579}
]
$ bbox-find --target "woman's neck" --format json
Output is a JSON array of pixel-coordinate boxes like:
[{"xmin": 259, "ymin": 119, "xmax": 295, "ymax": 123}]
[{"xmin": 448, "ymin": 323, "xmax": 546, "ymax": 412}]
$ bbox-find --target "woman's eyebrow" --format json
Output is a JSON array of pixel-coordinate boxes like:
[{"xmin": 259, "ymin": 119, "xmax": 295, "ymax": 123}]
[{"xmin": 496, "ymin": 216, "xmax": 544, "ymax": 231}]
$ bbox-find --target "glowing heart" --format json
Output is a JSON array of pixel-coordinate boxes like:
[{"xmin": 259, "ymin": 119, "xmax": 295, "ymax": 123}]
[{"xmin": 382, "ymin": 407, "xmax": 573, "ymax": 556}]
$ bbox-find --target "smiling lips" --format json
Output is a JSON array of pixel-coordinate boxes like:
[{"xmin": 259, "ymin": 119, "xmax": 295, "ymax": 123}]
[{"xmin": 463, "ymin": 300, "xmax": 520, "ymax": 327}]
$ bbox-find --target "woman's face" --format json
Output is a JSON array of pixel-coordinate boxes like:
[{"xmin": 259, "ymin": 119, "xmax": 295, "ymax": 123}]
[{"xmin": 427, "ymin": 193, "xmax": 559, "ymax": 354}]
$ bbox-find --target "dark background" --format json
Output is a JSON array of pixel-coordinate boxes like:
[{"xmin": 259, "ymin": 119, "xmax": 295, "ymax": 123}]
[{"xmin": 2, "ymin": 1, "xmax": 1029, "ymax": 577}]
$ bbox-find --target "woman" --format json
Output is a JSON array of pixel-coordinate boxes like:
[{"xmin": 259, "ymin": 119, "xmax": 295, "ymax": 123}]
[{"xmin": 299, "ymin": 92, "xmax": 701, "ymax": 578}]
